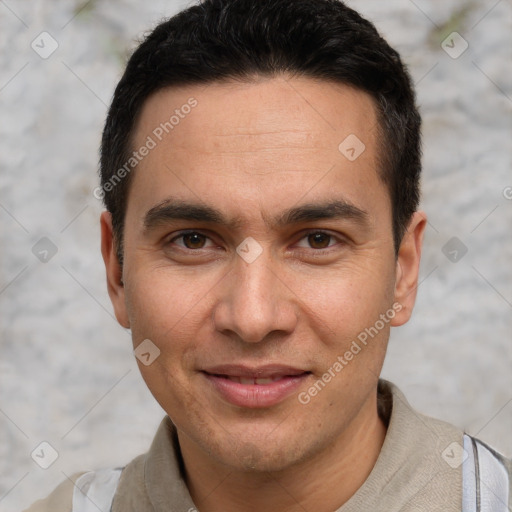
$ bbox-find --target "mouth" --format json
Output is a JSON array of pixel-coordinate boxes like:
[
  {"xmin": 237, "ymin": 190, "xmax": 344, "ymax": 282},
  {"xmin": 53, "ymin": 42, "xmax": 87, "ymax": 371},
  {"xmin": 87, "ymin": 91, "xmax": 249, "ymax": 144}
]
[
  {"xmin": 201, "ymin": 365, "xmax": 311, "ymax": 408},
  {"xmin": 212, "ymin": 374, "xmax": 293, "ymax": 385}
]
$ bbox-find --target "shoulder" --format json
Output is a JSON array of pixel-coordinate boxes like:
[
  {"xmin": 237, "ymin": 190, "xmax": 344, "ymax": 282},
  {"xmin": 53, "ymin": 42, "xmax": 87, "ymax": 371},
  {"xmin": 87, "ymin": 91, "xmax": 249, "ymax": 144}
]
[
  {"xmin": 463, "ymin": 433, "xmax": 512, "ymax": 506},
  {"xmin": 22, "ymin": 472, "xmax": 88, "ymax": 512},
  {"xmin": 23, "ymin": 467, "xmax": 126, "ymax": 512},
  {"xmin": 465, "ymin": 434, "xmax": 512, "ymax": 469},
  {"xmin": 22, "ymin": 418, "xmax": 168, "ymax": 512},
  {"xmin": 376, "ymin": 380, "xmax": 511, "ymax": 508}
]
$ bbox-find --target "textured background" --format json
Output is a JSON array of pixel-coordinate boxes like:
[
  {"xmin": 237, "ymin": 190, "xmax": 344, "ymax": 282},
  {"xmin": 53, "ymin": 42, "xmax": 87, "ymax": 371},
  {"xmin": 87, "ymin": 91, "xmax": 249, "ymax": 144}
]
[{"xmin": 1, "ymin": 0, "xmax": 511, "ymax": 510}]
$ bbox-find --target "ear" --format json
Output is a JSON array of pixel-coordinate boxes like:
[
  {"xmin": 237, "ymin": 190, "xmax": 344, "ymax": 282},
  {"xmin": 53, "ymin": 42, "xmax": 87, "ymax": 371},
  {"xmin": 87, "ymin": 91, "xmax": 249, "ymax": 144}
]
[
  {"xmin": 390, "ymin": 211, "xmax": 427, "ymax": 327},
  {"xmin": 100, "ymin": 211, "xmax": 130, "ymax": 328}
]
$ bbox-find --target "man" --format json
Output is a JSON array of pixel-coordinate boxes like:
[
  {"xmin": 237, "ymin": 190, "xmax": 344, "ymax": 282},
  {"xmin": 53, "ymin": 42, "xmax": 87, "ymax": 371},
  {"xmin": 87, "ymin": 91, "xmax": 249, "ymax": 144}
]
[{"xmin": 25, "ymin": 0, "xmax": 511, "ymax": 510}]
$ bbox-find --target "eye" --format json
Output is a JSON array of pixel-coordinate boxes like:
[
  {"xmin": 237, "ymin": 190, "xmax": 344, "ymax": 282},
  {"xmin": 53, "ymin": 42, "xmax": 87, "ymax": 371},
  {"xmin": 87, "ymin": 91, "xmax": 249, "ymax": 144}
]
[
  {"xmin": 169, "ymin": 231, "xmax": 215, "ymax": 250},
  {"xmin": 295, "ymin": 230, "xmax": 342, "ymax": 250},
  {"xmin": 166, "ymin": 229, "xmax": 344, "ymax": 253}
]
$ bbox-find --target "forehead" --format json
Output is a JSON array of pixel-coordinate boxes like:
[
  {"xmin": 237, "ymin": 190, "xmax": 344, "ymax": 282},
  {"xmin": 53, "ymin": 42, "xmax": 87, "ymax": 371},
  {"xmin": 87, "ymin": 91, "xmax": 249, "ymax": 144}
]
[
  {"xmin": 134, "ymin": 76, "xmax": 378, "ymax": 153},
  {"xmin": 127, "ymin": 76, "xmax": 388, "ymax": 229}
]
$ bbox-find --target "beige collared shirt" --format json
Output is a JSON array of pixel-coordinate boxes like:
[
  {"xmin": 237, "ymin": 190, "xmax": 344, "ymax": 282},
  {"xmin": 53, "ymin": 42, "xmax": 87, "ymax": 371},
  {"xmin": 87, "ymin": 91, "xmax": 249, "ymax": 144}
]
[{"xmin": 24, "ymin": 379, "xmax": 512, "ymax": 511}]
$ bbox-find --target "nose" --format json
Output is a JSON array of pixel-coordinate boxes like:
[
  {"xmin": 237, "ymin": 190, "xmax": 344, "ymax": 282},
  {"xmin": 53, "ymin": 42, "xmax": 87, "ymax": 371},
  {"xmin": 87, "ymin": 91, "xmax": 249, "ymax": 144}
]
[{"xmin": 212, "ymin": 246, "xmax": 298, "ymax": 344}]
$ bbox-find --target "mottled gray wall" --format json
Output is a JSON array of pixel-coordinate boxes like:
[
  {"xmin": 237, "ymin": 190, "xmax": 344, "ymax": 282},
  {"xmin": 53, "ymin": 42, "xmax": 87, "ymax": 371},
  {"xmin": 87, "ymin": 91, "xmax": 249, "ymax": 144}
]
[{"xmin": 1, "ymin": 1, "xmax": 511, "ymax": 510}]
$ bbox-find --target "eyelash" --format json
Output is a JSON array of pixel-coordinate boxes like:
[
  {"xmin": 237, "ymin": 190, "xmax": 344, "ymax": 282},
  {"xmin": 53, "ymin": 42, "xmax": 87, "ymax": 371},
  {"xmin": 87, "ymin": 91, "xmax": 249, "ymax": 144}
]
[{"xmin": 166, "ymin": 229, "xmax": 344, "ymax": 252}]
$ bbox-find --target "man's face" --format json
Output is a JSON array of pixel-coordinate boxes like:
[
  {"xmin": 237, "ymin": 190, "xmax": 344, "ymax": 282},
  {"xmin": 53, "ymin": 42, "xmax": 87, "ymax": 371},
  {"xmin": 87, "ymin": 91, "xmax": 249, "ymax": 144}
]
[{"xmin": 102, "ymin": 76, "xmax": 422, "ymax": 472}]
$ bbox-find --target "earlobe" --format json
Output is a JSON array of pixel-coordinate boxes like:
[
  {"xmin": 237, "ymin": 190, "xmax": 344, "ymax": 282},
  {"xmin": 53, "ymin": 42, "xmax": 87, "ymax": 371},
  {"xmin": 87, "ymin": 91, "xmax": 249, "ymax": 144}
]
[
  {"xmin": 100, "ymin": 211, "xmax": 130, "ymax": 328},
  {"xmin": 391, "ymin": 211, "xmax": 427, "ymax": 327}
]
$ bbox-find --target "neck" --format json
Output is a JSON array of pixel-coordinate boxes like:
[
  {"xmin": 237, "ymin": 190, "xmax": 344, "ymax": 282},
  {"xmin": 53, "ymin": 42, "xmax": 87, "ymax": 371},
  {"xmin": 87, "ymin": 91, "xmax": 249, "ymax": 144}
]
[{"xmin": 178, "ymin": 391, "xmax": 386, "ymax": 512}]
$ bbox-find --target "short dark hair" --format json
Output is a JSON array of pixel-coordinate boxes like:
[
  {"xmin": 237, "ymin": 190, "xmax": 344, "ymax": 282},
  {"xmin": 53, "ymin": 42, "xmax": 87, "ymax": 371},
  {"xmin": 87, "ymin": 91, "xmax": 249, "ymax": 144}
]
[{"xmin": 100, "ymin": 0, "xmax": 421, "ymax": 266}]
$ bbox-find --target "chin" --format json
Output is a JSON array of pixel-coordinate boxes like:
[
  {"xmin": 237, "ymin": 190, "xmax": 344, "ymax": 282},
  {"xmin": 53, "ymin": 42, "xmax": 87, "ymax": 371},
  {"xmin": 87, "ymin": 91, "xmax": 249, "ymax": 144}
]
[
  {"xmin": 222, "ymin": 446, "xmax": 296, "ymax": 473},
  {"xmin": 204, "ymin": 429, "xmax": 312, "ymax": 473}
]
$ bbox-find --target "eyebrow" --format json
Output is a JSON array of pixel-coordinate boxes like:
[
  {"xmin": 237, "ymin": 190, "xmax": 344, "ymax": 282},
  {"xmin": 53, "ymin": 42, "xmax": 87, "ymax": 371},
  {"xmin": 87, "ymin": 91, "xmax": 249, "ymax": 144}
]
[{"xmin": 142, "ymin": 197, "xmax": 369, "ymax": 234}]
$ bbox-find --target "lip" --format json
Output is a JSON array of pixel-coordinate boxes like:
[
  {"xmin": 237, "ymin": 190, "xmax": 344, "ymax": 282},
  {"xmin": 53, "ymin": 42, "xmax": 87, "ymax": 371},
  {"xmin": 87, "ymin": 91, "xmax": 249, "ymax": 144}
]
[{"xmin": 201, "ymin": 364, "xmax": 311, "ymax": 408}]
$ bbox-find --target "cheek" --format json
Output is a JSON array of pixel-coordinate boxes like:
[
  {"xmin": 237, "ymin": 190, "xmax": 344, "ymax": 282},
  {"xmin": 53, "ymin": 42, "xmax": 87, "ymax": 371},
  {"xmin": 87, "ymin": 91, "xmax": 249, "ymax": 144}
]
[
  {"xmin": 137, "ymin": 355, "xmax": 205, "ymax": 434},
  {"xmin": 125, "ymin": 269, "xmax": 205, "ymax": 415},
  {"xmin": 125, "ymin": 264, "xmax": 213, "ymax": 341},
  {"xmin": 291, "ymin": 260, "xmax": 395, "ymax": 344},
  {"xmin": 124, "ymin": 265, "xmax": 220, "ymax": 408}
]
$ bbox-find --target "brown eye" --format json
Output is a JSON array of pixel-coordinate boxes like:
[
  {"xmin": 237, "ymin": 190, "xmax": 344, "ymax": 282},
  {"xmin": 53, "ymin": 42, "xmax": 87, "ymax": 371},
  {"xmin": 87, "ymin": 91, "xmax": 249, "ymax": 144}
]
[
  {"xmin": 307, "ymin": 232, "xmax": 332, "ymax": 249},
  {"xmin": 170, "ymin": 231, "xmax": 212, "ymax": 250},
  {"xmin": 182, "ymin": 232, "xmax": 207, "ymax": 249}
]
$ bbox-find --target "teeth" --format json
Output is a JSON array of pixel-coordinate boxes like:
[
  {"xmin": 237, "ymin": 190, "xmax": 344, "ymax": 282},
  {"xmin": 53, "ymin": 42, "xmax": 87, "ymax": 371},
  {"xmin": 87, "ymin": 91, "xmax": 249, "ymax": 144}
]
[
  {"xmin": 254, "ymin": 378, "xmax": 274, "ymax": 385},
  {"xmin": 223, "ymin": 375, "xmax": 284, "ymax": 385}
]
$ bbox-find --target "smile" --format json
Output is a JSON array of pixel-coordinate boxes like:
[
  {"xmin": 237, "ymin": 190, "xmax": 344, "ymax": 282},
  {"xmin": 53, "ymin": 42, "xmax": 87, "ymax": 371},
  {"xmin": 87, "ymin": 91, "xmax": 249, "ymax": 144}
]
[{"xmin": 201, "ymin": 365, "xmax": 311, "ymax": 408}]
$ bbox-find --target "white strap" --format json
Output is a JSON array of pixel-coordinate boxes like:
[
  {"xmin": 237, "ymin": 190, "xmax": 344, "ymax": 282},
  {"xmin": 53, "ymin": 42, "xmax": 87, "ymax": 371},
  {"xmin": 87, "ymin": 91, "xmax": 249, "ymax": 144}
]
[
  {"xmin": 476, "ymin": 440, "xmax": 509, "ymax": 511},
  {"xmin": 462, "ymin": 434, "xmax": 510, "ymax": 512},
  {"xmin": 72, "ymin": 468, "xmax": 123, "ymax": 512},
  {"xmin": 463, "ymin": 434, "xmax": 477, "ymax": 512}
]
